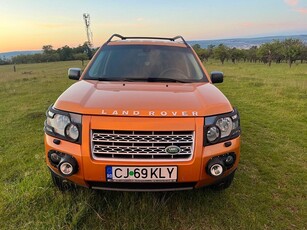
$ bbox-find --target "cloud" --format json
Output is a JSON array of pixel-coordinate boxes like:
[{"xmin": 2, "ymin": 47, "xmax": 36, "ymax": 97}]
[
  {"xmin": 283, "ymin": 0, "xmax": 307, "ymax": 15},
  {"xmin": 295, "ymin": 7, "xmax": 307, "ymax": 14},
  {"xmin": 37, "ymin": 23, "xmax": 67, "ymax": 29},
  {"xmin": 35, "ymin": 21, "xmax": 79, "ymax": 30},
  {"xmin": 241, "ymin": 22, "xmax": 254, "ymax": 28},
  {"xmin": 284, "ymin": 0, "xmax": 299, "ymax": 6}
]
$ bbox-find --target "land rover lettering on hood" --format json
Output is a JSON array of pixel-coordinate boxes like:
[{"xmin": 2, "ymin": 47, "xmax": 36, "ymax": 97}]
[{"xmin": 44, "ymin": 34, "xmax": 241, "ymax": 191}]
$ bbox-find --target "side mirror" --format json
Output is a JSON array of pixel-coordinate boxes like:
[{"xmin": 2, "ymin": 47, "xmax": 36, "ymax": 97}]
[
  {"xmin": 210, "ymin": 71, "xmax": 224, "ymax": 84},
  {"xmin": 68, "ymin": 68, "xmax": 81, "ymax": 80}
]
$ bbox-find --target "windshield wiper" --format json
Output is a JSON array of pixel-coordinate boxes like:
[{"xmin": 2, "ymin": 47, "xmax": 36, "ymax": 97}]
[
  {"xmin": 97, "ymin": 77, "xmax": 122, "ymax": 81},
  {"xmin": 121, "ymin": 77, "xmax": 190, "ymax": 83},
  {"xmin": 95, "ymin": 77, "xmax": 192, "ymax": 83}
]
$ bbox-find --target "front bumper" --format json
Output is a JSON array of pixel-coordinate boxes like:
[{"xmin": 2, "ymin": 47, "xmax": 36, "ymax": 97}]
[{"xmin": 45, "ymin": 116, "xmax": 240, "ymax": 191}]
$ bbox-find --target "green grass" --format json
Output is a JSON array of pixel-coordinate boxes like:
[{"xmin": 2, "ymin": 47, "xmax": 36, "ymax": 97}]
[{"xmin": 0, "ymin": 60, "xmax": 306, "ymax": 229}]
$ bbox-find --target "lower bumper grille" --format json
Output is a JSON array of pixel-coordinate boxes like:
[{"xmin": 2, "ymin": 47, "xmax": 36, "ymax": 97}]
[
  {"xmin": 87, "ymin": 181, "xmax": 196, "ymax": 191},
  {"xmin": 91, "ymin": 130, "xmax": 194, "ymax": 160}
]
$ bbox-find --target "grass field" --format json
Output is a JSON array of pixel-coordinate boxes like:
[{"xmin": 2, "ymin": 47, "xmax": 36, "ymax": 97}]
[{"xmin": 0, "ymin": 60, "xmax": 306, "ymax": 229}]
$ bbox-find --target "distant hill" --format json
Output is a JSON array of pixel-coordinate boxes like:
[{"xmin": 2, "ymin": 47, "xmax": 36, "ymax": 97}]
[
  {"xmin": 0, "ymin": 50, "xmax": 42, "ymax": 59},
  {"xmin": 1, "ymin": 35, "xmax": 307, "ymax": 59},
  {"xmin": 188, "ymin": 35, "xmax": 307, "ymax": 49}
]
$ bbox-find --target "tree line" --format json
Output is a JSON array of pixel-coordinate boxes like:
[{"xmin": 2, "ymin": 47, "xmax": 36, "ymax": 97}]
[
  {"xmin": 192, "ymin": 38, "xmax": 307, "ymax": 67},
  {"xmin": 0, "ymin": 42, "xmax": 96, "ymax": 65},
  {"xmin": 0, "ymin": 38, "xmax": 306, "ymax": 67}
]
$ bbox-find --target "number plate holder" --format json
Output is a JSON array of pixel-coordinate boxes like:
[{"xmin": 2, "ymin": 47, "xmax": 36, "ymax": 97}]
[{"xmin": 106, "ymin": 166, "xmax": 177, "ymax": 182}]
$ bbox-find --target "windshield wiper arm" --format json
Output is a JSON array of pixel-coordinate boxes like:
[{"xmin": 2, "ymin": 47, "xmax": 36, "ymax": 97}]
[{"xmin": 121, "ymin": 77, "xmax": 190, "ymax": 83}]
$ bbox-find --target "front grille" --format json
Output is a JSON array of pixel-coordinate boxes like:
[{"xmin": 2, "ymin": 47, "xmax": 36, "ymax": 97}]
[{"xmin": 91, "ymin": 130, "xmax": 194, "ymax": 160}]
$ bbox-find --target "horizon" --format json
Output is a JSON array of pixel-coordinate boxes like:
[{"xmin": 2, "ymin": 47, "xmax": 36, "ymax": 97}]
[
  {"xmin": 1, "ymin": 34, "xmax": 306, "ymax": 54},
  {"xmin": 1, "ymin": 0, "xmax": 307, "ymax": 52}
]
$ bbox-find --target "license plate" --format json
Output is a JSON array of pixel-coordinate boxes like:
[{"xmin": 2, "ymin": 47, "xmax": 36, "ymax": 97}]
[{"xmin": 106, "ymin": 166, "xmax": 177, "ymax": 182}]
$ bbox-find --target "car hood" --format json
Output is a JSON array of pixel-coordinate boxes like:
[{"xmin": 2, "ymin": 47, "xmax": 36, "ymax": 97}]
[{"xmin": 54, "ymin": 80, "xmax": 233, "ymax": 117}]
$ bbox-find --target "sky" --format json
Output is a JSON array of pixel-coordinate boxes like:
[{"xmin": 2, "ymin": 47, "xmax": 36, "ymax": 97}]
[{"xmin": 0, "ymin": 0, "xmax": 307, "ymax": 52}]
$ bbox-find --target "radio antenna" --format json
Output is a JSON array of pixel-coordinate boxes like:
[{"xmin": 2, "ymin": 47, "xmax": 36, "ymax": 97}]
[{"xmin": 83, "ymin": 13, "xmax": 93, "ymax": 47}]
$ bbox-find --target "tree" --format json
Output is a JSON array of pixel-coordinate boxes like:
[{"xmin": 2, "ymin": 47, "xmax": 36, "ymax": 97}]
[
  {"xmin": 298, "ymin": 45, "xmax": 307, "ymax": 63},
  {"xmin": 192, "ymin": 44, "xmax": 201, "ymax": 51},
  {"xmin": 258, "ymin": 43, "xmax": 274, "ymax": 66},
  {"xmin": 0, "ymin": 57, "xmax": 10, "ymax": 65},
  {"xmin": 229, "ymin": 48, "xmax": 244, "ymax": 64},
  {"xmin": 58, "ymin": 45, "xmax": 73, "ymax": 61},
  {"xmin": 257, "ymin": 40, "xmax": 285, "ymax": 66},
  {"xmin": 282, "ymin": 39, "xmax": 304, "ymax": 68},
  {"xmin": 42, "ymin": 45, "xmax": 54, "ymax": 54},
  {"xmin": 6, "ymin": 38, "xmax": 306, "ymax": 66},
  {"xmin": 213, "ymin": 44, "xmax": 229, "ymax": 64},
  {"xmin": 246, "ymin": 46, "xmax": 258, "ymax": 63},
  {"xmin": 192, "ymin": 44, "xmax": 203, "ymax": 60},
  {"xmin": 73, "ymin": 53, "xmax": 88, "ymax": 61},
  {"xmin": 83, "ymin": 42, "xmax": 93, "ymax": 59},
  {"xmin": 270, "ymin": 40, "xmax": 284, "ymax": 63},
  {"xmin": 199, "ymin": 48, "xmax": 211, "ymax": 61},
  {"xmin": 207, "ymin": 44, "xmax": 215, "ymax": 57}
]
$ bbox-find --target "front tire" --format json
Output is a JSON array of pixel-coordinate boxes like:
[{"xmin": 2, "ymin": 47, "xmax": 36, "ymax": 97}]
[
  {"xmin": 210, "ymin": 170, "xmax": 236, "ymax": 191},
  {"xmin": 50, "ymin": 171, "xmax": 76, "ymax": 191}
]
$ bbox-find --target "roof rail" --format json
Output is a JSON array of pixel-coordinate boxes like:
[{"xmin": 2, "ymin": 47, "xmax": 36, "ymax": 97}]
[
  {"xmin": 106, "ymin": 34, "xmax": 125, "ymax": 43},
  {"xmin": 172, "ymin": 36, "xmax": 189, "ymax": 47},
  {"xmin": 106, "ymin": 34, "xmax": 189, "ymax": 47}
]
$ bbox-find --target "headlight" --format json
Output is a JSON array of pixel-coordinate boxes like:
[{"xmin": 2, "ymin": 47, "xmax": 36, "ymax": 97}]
[
  {"xmin": 204, "ymin": 108, "xmax": 240, "ymax": 145},
  {"xmin": 65, "ymin": 124, "xmax": 79, "ymax": 141},
  {"xmin": 49, "ymin": 114, "xmax": 70, "ymax": 136},
  {"xmin": 216, "ymin": 117, "xmax": 232, "ymax": 138},
  {"xmin": 44, "ymin": 105, "xmax": 82, "ymax": 143},
  {"xmin": 207, "ymin": 126, "xmax": 220, "ymax": 143}
]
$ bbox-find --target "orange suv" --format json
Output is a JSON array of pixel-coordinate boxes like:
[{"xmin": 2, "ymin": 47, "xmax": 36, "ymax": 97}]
[{"xmin": 44, "ymin": 34, "xmax": 241, "ymax": 191}]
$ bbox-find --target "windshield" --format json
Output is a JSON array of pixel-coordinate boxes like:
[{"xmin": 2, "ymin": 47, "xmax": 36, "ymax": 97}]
[{"xmin": 84, "ymin": 45, "xmax": 207, "ymax": 82}]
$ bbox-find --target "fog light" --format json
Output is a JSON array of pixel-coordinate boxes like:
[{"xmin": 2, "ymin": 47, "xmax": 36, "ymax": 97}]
[
  {"xmin": 207, "ymin": 157, "xmax": 225, "ymax": 177},
  {"xmin": 57, "ymin": 154, "xmax": 78, "ymax": 176},
  {"xmin": 225, "ymin": 155, "xmax": 234, "ymax": 165},
  {"xmin": 48, "ymin": 150, "xmax": 64, "ymax": 167},
  {"xmin": 210, "ymin": 164, "xmax": 224, "ymax": 176},
  {"xmin": 50, "ymin": 152, "xmax": 61, "ymax": 164},
  {"xmin": 59, "ymin": 162, "xmax": 74, "ymax": 176}
]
